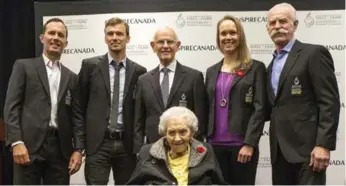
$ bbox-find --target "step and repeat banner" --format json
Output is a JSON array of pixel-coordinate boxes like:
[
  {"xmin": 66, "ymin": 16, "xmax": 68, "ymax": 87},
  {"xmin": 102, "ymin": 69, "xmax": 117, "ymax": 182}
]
[{"xmin": 36, "ymin": 1, "xmax": 345, "ymax": 185}]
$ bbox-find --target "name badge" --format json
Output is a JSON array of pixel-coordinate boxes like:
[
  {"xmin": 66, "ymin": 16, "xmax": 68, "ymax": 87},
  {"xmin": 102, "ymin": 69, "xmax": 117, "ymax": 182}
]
[
  {"xmin": 65, "ymin": 90, "xmax": 71, "ymax": 105},
  {"xmin": 179, "ymin": 93, "xmax": 187, "ymax": 107},
  {"xmin": 291, "ymin": 77, "xmax": 302, "ymax": 95},
  {"xmin": 245, "ymin": 86, "xmax": 253, "ymax": 103}
]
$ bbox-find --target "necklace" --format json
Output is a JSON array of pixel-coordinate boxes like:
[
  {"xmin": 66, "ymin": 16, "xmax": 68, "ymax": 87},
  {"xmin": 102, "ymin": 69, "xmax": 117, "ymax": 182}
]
[{"xmin": 220, "ymin": 72, "xmax": 234, "ymax": 108}]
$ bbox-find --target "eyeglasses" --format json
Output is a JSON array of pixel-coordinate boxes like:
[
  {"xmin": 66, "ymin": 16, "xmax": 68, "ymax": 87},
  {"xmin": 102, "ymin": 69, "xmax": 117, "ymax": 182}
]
[{"xmin": 155, "ymin": 39, "xmax": 177, "ymax": 46}]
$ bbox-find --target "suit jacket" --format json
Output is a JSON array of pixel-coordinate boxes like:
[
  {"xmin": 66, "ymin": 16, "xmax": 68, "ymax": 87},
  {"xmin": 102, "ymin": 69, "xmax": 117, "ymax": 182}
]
[
  {"xmin": 267, "ymin": 40, "xmax": 340, "ymax": 163},
  {"xmin": 205, "ymin": 59, "xmax": 267, "ymax": 147},
  {"xmin": 73, "ymin": 54, "xmax": 147, "ymax": 155},
  {"xmin": 4, "ymin": 56, "xmax": 83, "ymax": 159},
  {"xmin": 126, "ymin": 138, "xmax": 225, "ymax": 185},
  {"xmin": 133, "ymin": 62, "xmax": 208, "ymax": 153}
]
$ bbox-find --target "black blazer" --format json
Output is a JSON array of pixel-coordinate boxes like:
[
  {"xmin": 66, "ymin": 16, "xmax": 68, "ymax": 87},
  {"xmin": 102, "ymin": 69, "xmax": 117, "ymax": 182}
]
[
  {"xmin": 127, "ymin": 138, "xmax": 225, "ymax": 185},
  {"xmin": 133, "ymin": 62, "xmax": 208, "ymax": 153},
  {"xmin": 205, "ymin": 59, "xmax": 267, "ymax": 147},
  {"xmin": 4, "ymin": 56, "xmax": 83, "ymax": 159},
  {"xmin": 73, "ymin": 54, "xmax": 147, "ymax": 155},
  {"xmin": 267, "ymin": 40, "xmax": 340, "ymax": 163}
]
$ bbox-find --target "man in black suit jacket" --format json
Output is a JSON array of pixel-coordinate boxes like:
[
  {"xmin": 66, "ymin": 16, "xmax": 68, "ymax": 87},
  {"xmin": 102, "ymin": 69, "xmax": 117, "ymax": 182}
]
[
  {"xmin": 266, "ymin": 3, "xmax": 340, "ymax": 185},
  {"xmin": 133, "ymin": 27, "xmax": 208, "ymax": 153},
  {"xmin": 73, "ymin": 17, "xmax": 146, "ymax": 185},
  {"xmin": 4, "ymin": 18, "xmax": 84, "ymax": 184}
]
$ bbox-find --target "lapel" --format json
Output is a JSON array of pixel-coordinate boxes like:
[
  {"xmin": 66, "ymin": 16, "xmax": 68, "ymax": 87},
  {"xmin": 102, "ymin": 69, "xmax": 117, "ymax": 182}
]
[
  {"xmin": 267, "ymin": 60, "xmax": 275, "ymax": 103},
  {"xmin": 188, "ymin": 139, "xmax": 208, "ymax": 167},
  {"xmin": 36, "ymin": 56, "xmax": 50, "ymax": 97},
  {"xmin": 166, "ymin": 62, "xmax": 185, "ymax": 107},
  {"xmin": 209, "ymin": 61, "xmax": 223, "ymax": 94},
  {"xmin": 57, "ymin": 65, "xmax": 70, "ymax": 102},
  {"xmin": 150, "ymin": 67, "xmax": 165, "ymax": 110},
  {"xmin": 123, "ymin": 58, "xmax": 135, "ymax": 101},
  {"xmin": 208, "ymin": 61, "xmax": 222, "ymax": 115},
  {"xmin": 149, "ymin": 138, "xmax": 207, "ymax": 168},
  {"xmin": 99, "ymin": 54, "xmax": 111, "ymax": 101},
  {"xmin": 230, "ymin": 62, "xmax": 252, "ymax": 88},
  {"xmin": 275, "ymin": 40, "xmax": 302, "ymax": 99}
]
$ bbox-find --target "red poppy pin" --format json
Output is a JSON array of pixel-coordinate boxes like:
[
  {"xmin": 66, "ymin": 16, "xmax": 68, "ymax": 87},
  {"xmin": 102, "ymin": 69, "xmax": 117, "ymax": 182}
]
[
  {"xmin": 196, "ymin": 146, "xmax": 206, "ymax": 153},
  {"xmin": 235, "ymin": 69, "xmax": 245, "ymax": 77}
]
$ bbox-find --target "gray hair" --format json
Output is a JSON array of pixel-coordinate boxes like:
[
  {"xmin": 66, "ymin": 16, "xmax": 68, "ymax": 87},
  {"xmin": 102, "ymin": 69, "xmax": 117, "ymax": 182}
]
[
  {"xmin": 158, "ymin": 106, "xmax": 198, "ymax": 136},
  {"xmin": 153, "ymin": 26, "xmax": 179, "ymax": 41},
  {"xmin": 267, "ymin": 2, "xmax": 297, "ymax": 22}
]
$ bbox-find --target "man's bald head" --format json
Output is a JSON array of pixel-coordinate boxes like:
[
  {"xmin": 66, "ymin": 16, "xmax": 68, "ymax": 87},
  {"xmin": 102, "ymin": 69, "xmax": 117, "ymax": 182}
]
[
  {"xmin": 268, "ymin": 2, "xmax": 297, "ymax": 22},
  {"xmin": 151, "ymin": 26, "xmax": 181, "ymax": 66},
  {"xmin": 153, "ymin": 26, "xmax": 179, "ymax": 41},
  {"xmin": 266, "ymin": 2, "xmax": 298, "ymax": 50}
]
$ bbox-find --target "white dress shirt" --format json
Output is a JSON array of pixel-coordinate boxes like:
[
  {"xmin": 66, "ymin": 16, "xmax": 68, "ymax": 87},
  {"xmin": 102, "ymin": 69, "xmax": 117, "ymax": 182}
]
[
  {"xmin": 108, "ymin": 53, "xmax": 126, "ymax": 125},
  {"xmin": 43, "ymin": 54, "xmax": 61, "ymax": 128},
  {"xmin": 159, "ymin": 60, "xmax": 177, "ymax": 94},
  {"xmin": 12, "ymin": 54, "xmax": 61, "ymax": 147}
]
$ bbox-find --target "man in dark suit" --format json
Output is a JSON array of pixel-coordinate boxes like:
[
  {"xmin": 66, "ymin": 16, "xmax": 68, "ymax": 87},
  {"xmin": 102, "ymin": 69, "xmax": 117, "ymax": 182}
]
[
  {"xmin": 133, "ymin": 27, "xmax": 208, "ymax": 153},
  {"xmin": 73, "ymin": 17, "xmax": 146, "ymax": 185},
  {"xmin": 4, "ymin": 18, "xmax": 84, "ymax": 184},
  {"xmin": 266, "ymin": 3, "xmax": 340, "ymax": 185}
]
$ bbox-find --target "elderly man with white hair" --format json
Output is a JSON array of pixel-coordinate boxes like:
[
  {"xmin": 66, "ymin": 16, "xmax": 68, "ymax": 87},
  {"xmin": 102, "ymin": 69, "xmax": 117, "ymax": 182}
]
[
  {"xmin": 127, "ymin": 107, "xmax": 225, "ymax": 185},
  {"xmin": 265, "ymin": 2, "xmax": 340, "ymax": 185},
  {"xmin": 133, "ymin": 26, "xmax": 208, "ymax": 155}
]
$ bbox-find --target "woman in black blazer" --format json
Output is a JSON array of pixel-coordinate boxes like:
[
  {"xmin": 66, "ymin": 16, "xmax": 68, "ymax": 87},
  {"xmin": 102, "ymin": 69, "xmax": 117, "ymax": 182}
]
[{"xmin": 205, "ymin": 15, "xmax": 267, "ymax": 185}]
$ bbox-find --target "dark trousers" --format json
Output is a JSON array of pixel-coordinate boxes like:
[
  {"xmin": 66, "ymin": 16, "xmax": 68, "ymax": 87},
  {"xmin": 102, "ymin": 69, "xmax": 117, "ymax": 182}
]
[
  {"xmin": 1, "ymin": 143, "xmax": 13, "ymax": 184},
  {"xmin": 212, "ymin": 145, "xmax": 259, "ymax": 185},
  {"xmin": 13, "ymin": 132, "xmax": 69, "ymax": 185},
  {"xmin": 85, "ymin": 138, "xmax": 136, "ymax": 185},
  {"xmin": 272, "ymin": 145, "xmax": 326, "ymax": 185}
]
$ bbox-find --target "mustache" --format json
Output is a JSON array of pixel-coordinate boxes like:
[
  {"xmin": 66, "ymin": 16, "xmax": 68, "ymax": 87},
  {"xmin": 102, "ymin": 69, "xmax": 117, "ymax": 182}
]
[{"xmin": 270, "ymin": 28, "xmax": 289, "ymax": 37}]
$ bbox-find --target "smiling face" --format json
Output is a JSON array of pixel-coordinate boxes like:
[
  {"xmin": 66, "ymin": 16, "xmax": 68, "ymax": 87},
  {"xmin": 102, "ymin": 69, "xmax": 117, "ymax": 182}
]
[
  {"xmin": 40, "ymin": 21, "xmax": 68, "ymax": 58},
  {"xmin": 266, "ymin": 4, "xmax": 297, "ymax": 48},
  {"xmin": 151, "ymin": 27, "xmax": 181, "ymax": 66},
  {"xmin": 104, "ymin": 23, "xmax": 130, "ymax": 53},
  {"xmin": 218, "ymin": 19, "xmax": 240, "ymax": 56}
]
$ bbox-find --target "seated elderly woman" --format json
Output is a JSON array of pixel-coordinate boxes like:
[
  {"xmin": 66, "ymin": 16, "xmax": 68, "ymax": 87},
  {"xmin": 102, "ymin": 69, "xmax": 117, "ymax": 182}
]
[{"xmin": 127, "ymin": 106, "xmax": 225, "ymax": 185}]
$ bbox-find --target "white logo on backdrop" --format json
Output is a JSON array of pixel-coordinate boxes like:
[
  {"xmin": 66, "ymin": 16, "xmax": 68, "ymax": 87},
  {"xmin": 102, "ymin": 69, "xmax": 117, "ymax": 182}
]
[
  {"xmin": 304, "ymin": 12, "xmax": 315, "ymax": 28},
  {"xmin": 304, "ymin": 12, "xmax": 343, "ymax": 27},
  {"xmin": 176, "ymin": 13, "xmax": 186, "ymax": 28},
  {"xmin": 62, "ymin": 19, "xmax": 88, "ymax": 30},
  {"xmin": 175, "ymin": 13, "xmax": 212, "ymax": 28}
]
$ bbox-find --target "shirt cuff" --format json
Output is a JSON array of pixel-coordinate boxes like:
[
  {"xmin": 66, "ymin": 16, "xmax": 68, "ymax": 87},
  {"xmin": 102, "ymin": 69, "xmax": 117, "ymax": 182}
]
[{"xmin": 12, "ymin": 141, "xmax": 24, "ymax": 147}]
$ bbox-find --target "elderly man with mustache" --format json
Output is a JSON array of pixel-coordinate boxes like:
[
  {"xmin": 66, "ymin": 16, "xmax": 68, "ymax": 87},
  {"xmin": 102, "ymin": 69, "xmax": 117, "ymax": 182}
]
[{"xmin": 265, "ymin": 3, "xmax": 340, "ymax": 185}]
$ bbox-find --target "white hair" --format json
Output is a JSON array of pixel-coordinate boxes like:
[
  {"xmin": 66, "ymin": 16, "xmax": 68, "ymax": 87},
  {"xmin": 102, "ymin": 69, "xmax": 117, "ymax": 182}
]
[
  {"xmin": 268, "ymin": 2, "xmax": 297, "ymax": 22},
  {"xmin": 152, "ymin": 26, "xmax": 179, "ymax": 41},
  {"xmin": 158, "ymin": 106, "xmax": 198, "ymax": 136}
]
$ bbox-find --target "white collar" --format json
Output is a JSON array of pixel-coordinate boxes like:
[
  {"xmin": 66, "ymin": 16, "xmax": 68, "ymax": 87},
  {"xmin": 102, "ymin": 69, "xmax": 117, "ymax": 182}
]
[
  {"xmin": 42, "ymin": 54, "xmax": 61, "ymax": 69},
  {"xmin": 107, "ymin": 52, "xmax": 127, "ymax": 68},
  {"xmin": 159, "ymin": 60, "xmax": 177, "ymax": 72}
]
